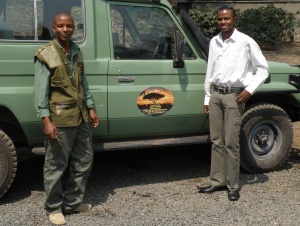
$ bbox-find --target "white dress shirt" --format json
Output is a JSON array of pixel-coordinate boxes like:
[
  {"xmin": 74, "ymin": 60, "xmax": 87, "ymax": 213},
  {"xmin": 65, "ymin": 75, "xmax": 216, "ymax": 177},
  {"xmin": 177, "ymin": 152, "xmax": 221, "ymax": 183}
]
[{"xmin": 204, "ymin": 28, "xmax": 269, "ymax": 105}]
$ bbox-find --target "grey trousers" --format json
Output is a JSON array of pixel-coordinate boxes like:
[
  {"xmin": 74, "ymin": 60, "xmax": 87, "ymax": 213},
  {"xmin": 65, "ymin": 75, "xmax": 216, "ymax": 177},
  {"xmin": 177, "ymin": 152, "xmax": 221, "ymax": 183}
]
[
  {"xmin": 209, "ymin": 90, "xmax": 244, "ymax": 190},
  {"xmin": 43, "ymin": 122, "xmax": 93, "ymax": 214}
]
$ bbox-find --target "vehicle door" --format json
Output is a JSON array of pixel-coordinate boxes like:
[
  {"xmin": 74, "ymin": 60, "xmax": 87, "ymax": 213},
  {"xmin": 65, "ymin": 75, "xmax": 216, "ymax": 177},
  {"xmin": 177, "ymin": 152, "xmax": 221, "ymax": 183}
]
[{"xmin": 107, "ymin": 2, "xmax": 208, "ymax": 137}]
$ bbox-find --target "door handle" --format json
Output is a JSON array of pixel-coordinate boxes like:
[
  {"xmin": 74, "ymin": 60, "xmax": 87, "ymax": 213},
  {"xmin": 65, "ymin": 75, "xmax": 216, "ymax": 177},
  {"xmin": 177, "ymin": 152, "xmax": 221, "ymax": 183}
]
[{"xmin": 118, "ymin": 77, "xmax": 135, "ymax": 83}]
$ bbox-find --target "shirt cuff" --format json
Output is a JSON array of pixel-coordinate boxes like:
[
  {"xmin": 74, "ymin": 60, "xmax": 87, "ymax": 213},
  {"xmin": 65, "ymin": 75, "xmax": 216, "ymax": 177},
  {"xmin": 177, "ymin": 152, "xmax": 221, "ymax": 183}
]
[
  {"xmin": 86, "ymin": 99, "xmax": 95, "ymax": 109},
  {"xmin": 37, "ymin": 109, "xmax": 50, "ymax": 118},
  {"xmin": 245, "ymin": 85, "xmax": 256, "ymax": 95},
  {"xmin": 204, "ymin": 96, "xmax": 210, "ymax": 106}
]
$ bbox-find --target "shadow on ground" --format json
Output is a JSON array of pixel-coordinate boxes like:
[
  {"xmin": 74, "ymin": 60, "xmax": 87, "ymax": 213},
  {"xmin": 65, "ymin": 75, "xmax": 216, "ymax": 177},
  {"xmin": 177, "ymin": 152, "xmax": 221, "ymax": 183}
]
[
  {"xmin": 1, "ymin": 144, "xmax": 298, "ymax": 206},
  {"xmin": 0, "ymin": 144, "xmax": 212, "ymax": 204}
]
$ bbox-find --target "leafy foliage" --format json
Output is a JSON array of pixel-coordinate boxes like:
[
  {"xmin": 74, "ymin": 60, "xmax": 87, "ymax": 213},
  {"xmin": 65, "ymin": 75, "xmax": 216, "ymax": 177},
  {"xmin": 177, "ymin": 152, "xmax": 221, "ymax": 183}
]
[
  {"xmin": 6, "ymin": 1, "xmax": 34, "ymax": 34},
  {"xmin": 190, "ymin": 5, "xmax": 219, "ymax": 40},
  {"xmin": 238, "ymin": 5, "xmax": 299, "ymax": 47},
  {"xmin": 3, "ymin": 0, "xmax": 83, "ymax": 40},
  {"xmin": 190, "ymin": 4, "xmax": 299, "ymax": 47}
]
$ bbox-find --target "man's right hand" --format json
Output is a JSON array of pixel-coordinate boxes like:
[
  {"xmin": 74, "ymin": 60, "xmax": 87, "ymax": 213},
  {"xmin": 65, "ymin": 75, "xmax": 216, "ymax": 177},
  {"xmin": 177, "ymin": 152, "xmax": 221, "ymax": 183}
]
[
  {"xmin": 204, "ymin": 105, "xmax": 209, "ymax": 114},
  {"xmin": 42, "ymin": 117, "xmax": 57, "ymax": 139}
]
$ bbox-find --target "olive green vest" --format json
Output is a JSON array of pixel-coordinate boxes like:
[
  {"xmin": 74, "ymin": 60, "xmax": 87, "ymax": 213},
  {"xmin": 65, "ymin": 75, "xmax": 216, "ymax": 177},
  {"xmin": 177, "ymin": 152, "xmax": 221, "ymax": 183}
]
[{"xmin": 35, "ymin": 40, "xmax": 89, "ymax": 127}]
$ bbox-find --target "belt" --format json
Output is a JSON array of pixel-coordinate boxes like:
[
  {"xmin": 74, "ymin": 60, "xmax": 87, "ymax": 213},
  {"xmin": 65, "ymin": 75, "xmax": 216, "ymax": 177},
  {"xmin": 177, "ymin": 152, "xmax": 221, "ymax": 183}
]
[{"xmin": 212, "ymin": 84, "xmax": 244, "ymax": 94}]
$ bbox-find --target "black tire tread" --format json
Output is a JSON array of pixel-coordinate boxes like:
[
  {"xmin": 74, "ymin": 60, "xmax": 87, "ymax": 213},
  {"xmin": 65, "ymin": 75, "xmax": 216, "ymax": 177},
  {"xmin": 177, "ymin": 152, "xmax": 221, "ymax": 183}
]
[
  {"xmin": 241, "ymin": 103, "xmax": 293, "ymax": 173},
  {"xmin": 0, "ymin": 129, "xmax": 17, "ymax": 199}
]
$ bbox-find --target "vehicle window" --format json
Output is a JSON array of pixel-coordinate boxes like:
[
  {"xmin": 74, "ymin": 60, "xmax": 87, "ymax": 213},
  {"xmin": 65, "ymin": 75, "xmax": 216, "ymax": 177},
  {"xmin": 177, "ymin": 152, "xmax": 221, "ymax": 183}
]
[
  {"xmin": 110, "ymin": 5, "xmax": 195, "ymax": 60},
  {"xmin": 0, "ymin": 0, "xmax": 84, "ymax": 41}
]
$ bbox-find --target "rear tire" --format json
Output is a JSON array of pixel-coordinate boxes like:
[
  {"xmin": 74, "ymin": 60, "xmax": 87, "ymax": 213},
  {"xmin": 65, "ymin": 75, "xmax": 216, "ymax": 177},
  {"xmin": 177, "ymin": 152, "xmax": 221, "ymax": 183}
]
[
  {"xmin": 240, "ymin": 103, "xmax": 293, "ymax": 173},
  {"xmin": 0, "ymin": 129, "xmax": 17, "ymax": 198}
]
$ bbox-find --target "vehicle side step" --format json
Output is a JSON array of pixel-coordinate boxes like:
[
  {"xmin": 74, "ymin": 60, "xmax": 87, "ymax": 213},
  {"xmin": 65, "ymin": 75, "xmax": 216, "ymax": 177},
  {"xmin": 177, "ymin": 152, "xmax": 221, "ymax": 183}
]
[{"xmin": 32, "ymin": 134, "xmax": 211, "ymax": 155}]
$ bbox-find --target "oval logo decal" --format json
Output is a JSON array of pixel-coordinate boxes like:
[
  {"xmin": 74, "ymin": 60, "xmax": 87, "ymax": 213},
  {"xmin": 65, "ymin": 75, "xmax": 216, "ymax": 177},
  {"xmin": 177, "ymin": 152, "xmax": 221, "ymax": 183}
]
[{"xmin": 137, "ymin": 86, "xmax": 174, "ymax": 116}]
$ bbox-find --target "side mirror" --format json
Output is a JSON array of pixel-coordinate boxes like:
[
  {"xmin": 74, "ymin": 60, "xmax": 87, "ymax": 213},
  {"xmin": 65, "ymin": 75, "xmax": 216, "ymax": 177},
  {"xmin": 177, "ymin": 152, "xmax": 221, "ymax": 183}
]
[{"xmin": 173, "ymin": 40, "xmax": 185, "ymax": 68}]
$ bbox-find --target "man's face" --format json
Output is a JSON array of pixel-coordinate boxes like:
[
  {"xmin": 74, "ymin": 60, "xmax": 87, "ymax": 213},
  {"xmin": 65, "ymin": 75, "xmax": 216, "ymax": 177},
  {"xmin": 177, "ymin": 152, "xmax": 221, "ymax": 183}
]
[
  {"xmin": 52, "ymin": 14, "xmax": 74, "ymax": 42},
  {"xmin": 217, "ymin": 9, "xmax": 236, "ymax": 33}
]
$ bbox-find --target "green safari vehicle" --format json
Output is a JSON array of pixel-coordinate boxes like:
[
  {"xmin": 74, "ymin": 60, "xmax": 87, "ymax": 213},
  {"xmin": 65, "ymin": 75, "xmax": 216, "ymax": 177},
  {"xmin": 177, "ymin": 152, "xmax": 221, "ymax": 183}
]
[{"xmin": 0, "ymin": 0, "xmax": 300, "ymax": 198}]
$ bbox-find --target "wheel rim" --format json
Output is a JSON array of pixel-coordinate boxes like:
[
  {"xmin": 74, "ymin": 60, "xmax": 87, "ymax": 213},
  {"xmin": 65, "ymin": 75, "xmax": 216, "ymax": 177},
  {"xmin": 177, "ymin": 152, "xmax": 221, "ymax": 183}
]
[{"xmin": 247, "ymin": 120, "xmax": 282, "ymax": 159}]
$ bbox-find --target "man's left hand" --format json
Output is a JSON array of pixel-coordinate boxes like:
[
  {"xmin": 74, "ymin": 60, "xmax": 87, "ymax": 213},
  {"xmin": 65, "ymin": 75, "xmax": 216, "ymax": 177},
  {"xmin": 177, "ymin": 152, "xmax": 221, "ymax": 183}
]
[
  {"xmin": 236, "ymin": 89, "xmax": 251, "ymax": 104},
  {"xmin": 88, "ymin": 108, "xmax": 99, "ymax": 127}
]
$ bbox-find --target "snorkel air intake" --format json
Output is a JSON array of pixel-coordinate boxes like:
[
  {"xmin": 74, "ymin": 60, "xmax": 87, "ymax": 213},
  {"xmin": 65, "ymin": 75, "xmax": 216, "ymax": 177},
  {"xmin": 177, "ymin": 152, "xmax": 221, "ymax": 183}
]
[{"xmin": 174, "ymin": 0, "xmax": 209, "ymax": 58}]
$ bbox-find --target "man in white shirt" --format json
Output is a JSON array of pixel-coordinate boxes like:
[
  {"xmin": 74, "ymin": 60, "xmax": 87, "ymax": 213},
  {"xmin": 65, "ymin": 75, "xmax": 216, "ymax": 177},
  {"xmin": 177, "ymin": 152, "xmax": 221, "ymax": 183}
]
[{"xmin": 198, "ymin": 5, "xmax": 269, "ymax": 201}]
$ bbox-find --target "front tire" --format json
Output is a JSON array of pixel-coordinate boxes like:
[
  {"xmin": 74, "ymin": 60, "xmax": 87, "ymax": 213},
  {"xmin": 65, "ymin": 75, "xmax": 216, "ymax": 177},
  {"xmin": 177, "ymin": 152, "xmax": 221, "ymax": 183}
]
[
  {"xmin": 0, "ymin": 129, "xmax": 17, "ymax": 198},
  {"xmin": 240, "ymin": 103, "xmax": 293, "ymax": 173}
]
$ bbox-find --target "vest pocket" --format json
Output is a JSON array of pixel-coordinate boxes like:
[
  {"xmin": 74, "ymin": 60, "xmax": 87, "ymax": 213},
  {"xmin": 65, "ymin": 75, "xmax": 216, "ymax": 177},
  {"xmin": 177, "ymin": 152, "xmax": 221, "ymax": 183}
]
[
  {"xmin": 55, "ymin": 103, "xmax": 75, "ymax": 115},
  {"xmin": 51, "ymin": 106, "xmax": 77, "ymax": 126},
  {"xmin": 51, "ymin": 80, "xmax": 69, "ymax": 87}
]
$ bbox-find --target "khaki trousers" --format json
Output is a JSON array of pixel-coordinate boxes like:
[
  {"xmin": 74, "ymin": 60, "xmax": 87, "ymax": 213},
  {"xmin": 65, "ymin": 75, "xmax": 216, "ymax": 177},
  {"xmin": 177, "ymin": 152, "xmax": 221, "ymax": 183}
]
[
  {"xmin": 209, "ymin": 90, "xmax": 244, "ymax": 190},
  {"xmin": 43, "ymin": 122, "xmax": 93, "ymax": 214}
]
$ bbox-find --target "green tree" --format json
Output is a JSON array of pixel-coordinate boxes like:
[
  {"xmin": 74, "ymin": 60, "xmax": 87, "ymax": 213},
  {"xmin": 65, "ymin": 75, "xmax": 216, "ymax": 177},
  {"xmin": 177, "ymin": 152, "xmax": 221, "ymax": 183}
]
[
  {"xmin": 189, "ymin": 4, "xmax": 299, "ymax": 48},
  {"xmin": 189, "ymin": 4, "xmax": 219, "ymax": 40},
  {"xmin": 237, "ymin": 5, "xmax": 299, "ymax": 47}
]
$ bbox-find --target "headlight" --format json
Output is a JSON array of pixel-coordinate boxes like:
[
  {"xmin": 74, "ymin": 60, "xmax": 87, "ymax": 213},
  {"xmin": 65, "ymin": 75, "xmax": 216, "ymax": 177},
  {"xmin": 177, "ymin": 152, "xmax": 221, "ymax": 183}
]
[{"xmin": 289, "ymin": 74, "xmax": 300, "ymax": 89}]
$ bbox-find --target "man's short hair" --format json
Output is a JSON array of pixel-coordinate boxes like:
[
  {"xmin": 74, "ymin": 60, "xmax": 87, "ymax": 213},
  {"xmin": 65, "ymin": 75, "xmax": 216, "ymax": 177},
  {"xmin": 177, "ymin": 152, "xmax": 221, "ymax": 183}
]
[
  {"xmin": 218, "ymin": 5, "xmax": 236, "ymax": 17},
  {"xmin": 53, "ymin": 12, "xmax": 74, "ymax": 24}
]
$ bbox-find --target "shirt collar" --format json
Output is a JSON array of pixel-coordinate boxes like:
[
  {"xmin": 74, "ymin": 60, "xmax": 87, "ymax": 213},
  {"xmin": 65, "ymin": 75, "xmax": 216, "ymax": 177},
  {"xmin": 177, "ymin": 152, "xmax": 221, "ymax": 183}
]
[
  {"xmin": 216, "ymin": 28, "xmax": 238, "ymax": 44},
  {"xmin": 53, "ymin": 38, "xmax": 80, "ymax": 54}
]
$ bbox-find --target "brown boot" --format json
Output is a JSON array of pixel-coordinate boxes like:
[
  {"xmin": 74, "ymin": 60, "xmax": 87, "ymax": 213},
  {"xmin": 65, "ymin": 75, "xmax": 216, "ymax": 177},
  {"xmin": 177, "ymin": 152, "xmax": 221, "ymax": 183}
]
[{"xmin": 48, "ymin": 213, "xmax": 66, "ymax": 225}]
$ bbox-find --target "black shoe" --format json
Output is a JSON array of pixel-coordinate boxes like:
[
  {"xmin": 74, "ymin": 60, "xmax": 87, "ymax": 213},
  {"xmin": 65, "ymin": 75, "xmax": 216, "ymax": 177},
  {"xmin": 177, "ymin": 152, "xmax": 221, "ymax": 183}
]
[
  {"xmin": 228, "ymin": 190, "xmax": 240, "ymax": 201},
  {"xmin": 197, "ymin": 185, "xmax": 227, "ymax": 194}
]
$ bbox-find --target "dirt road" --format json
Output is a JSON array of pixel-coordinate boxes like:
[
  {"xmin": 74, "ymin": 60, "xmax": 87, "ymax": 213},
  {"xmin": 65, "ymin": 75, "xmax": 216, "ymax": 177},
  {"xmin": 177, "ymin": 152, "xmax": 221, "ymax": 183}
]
[{"xmin": 263, "ymin": 42, "xmax": 300, "ymax": 66}]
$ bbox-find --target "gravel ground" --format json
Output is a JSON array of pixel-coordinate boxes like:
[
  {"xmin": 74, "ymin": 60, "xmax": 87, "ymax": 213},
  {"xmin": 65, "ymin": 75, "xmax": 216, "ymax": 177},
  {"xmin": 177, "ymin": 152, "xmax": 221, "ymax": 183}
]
[
  {"xmin": 0, "ymin": 142, "xmax": 299, "ymax": 226},
  {"xmin": 1, "ymin": 44, "xmax": 300, "ymax": 226}
]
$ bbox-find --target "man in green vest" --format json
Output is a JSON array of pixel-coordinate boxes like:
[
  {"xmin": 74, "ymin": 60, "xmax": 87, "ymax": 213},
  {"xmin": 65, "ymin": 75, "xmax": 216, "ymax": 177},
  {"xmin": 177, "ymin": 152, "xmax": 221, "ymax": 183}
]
[{"xmin": 33, "ymin": 12, "xmax": 99, "ymax": 225}]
